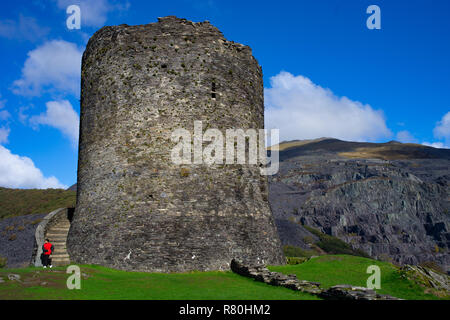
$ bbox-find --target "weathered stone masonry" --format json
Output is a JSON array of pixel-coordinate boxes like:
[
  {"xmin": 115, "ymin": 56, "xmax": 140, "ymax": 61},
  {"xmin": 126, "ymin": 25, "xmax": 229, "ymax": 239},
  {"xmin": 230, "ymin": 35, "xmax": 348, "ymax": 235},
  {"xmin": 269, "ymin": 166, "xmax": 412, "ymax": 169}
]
[{"xmin": 67, "ymin": 16, "xmax": 285, "ymax": 272}]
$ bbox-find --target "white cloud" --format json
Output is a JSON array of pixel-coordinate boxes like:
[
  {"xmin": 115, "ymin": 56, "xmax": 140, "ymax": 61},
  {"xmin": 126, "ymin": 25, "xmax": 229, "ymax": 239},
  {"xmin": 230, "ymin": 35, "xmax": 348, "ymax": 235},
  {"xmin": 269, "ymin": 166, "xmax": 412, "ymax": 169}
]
[
  {"xmin": 18, "ymin": 106, "xmax": 31, "ymax": 125},
  {"xmin": 433, "ymin": 111, "xmax": 450, "ymax": 144},
  {"xmin": 30, "ymin": 100, "xmax": 79, "ymax": 146},
  {"xmin": 420, "ymin": 111, "xmax": 450, "ymax": 149},
  {"xmin": 12, "ymin": 40, "xmax": 83, "ymax": 97},
  {"xmin": 0, "ymin": 97, "xmax": 9, "ymax": 121},
  {"xmin": 396, "ymin": 130, "xmax": 418, "ymax": 143},
  {"xmin": 422, "ymin": 141, "xmax": 448, "ymax": 149},
  {"xmin": 0, "ymin": 95, "xmax": 10, "ymax": 144},
  {"xmin": 0, "ymin": 145, "xmax": 67, "ymax": 189},
  {"xmin": 55, "ymin": 0, "xmax": 130, "ymax": 28},
  {"xmin": 0, "ymin": 110, "xmax": 10, "ymax": 121},
  {"xmin": 264, "ymin": 72, "xmax": 392, "ymax": 143},
  {"xmin": 0, "ymin": 15, "xmax": 50, "ymax": 42},
  {"xmin": 0, "ymin": 94, "xmax": 6, "ymax": 109},
  {"xmin": 0, "ymin": 127, "xmax": 10, "ymax": 144}
]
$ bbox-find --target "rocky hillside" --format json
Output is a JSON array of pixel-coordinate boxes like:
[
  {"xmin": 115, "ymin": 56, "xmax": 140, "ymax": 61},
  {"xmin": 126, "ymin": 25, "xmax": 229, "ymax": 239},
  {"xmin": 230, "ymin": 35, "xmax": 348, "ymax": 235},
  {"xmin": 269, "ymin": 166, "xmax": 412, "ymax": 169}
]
[{"xmin": 268, "ymin": 138, "xmax": 450, "ymax": 274}]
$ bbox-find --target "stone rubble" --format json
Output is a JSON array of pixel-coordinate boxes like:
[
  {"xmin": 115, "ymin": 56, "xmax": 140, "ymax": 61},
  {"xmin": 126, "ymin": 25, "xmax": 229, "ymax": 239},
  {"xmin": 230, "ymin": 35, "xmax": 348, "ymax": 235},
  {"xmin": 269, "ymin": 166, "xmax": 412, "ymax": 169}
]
[{"xmin": 230, "ymin": 259, "xmax": 402, "ymax": 300}]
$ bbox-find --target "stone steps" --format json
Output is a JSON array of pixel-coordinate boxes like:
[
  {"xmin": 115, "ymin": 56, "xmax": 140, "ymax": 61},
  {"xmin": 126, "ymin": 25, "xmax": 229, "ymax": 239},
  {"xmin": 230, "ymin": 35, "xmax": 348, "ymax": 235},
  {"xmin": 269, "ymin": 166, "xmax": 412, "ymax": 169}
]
[
  {"xmin": 49, "ymin": 227, "xmax": 70, "ymax": 232},
  {"xmin": 46, "ymin": 234, "xmax": 67, "ymax": 240},
  {"xmin": 45, "ymin": 219, "xmax": 71, "ymax": 266},
  {"xmin": 47, "ymin": 231, "xmax": 68, "ymax": 236},
  {"xmin": 52, "ymin": 255, "xmax": 70, "ymax": 259}
]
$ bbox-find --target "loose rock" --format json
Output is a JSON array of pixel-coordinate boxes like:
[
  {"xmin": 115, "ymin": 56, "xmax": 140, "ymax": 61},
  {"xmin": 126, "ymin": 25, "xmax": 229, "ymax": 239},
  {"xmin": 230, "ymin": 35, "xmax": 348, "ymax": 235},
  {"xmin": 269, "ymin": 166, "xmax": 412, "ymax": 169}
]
[{"xmin": 7, "ymin": 273, "xmax": 21, "ymax": 281}]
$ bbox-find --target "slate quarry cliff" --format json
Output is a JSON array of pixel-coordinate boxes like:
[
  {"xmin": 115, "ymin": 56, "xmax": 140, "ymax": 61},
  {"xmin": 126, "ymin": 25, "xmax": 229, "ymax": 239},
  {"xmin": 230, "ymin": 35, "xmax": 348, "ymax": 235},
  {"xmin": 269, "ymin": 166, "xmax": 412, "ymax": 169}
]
[
  {"xmin": 269, "ymin": 139, "xmax": 450, "ymax": 273},
  {"xmin": 67, "ymin": 16, "xmax": 285, "ymax": 272}
]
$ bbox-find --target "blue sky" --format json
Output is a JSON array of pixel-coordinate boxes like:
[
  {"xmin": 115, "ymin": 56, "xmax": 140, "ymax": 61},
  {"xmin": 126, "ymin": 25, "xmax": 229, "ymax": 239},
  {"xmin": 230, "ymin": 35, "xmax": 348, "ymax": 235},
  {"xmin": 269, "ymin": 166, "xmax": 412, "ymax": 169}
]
[{"xmin": 0, "ymin": 0, "xmax": 449, "ymax": 189}]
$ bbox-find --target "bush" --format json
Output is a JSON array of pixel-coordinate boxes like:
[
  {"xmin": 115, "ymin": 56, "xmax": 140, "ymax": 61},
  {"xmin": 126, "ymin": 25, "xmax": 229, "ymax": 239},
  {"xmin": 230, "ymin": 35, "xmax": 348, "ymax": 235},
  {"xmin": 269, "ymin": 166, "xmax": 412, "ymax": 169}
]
[
  {"xmin": 303, "ymin": 225, "xmax": 370, "ymax": 258},
  {"xmin": 419, "ymin": 261, "xmax": 445, "ymax": 274},
  {"xmin": 283, "ymin": 245, "xmax": 317, "ymax": 258},
  {"xmin": 180, "ymin": 168, "xmax": 190, "ymax": 177},
  {"xmin": 0, "ymin": 256, "xmax": 6, "ymax": 268},
  {"xmin": 286, "ymin": 256, "xmax": 307, "ymax": 265},
  {"xmin": 303, "ymin": 236, "xmax": 315, "ymax": 244},
  {"xmin": 30, "ymin": 218, "xmax": 42, "ymax": 225}
]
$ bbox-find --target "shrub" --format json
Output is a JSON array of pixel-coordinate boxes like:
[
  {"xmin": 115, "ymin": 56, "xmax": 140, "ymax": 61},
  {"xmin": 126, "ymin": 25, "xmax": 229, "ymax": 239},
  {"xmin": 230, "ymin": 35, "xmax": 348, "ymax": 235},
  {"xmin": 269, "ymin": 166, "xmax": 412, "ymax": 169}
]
[
  {"xmin": 30, "ymin": 219, "xmax": 42, "ymax": 225},
  {"xmin": 419, "ymin": 261, "xmax": 445, "ymax": 274},
  {"xmin": 180, "ymin": 168, "xmax": 190, "ymax": 177},
  {"xmin": 303, "ymin": 236, "xmax": 314, "ymax": 244},
  {"xmin": 283, "ymin": 245, "xmax": 316, "ymax": 258},
  {"xmin": 0, "ymin": 256, "xmax": 6, "ymax": 268},
  {"xmin": 303, "ymin": 225, "xmax": 370, "ymax": 258},
  {"xmin": 8, "ymin": 234, "xmax": 17, "ymax": 241},
  {"xmin": 286, "ymin": 256, "xmax": 307, "ymax": 265}
]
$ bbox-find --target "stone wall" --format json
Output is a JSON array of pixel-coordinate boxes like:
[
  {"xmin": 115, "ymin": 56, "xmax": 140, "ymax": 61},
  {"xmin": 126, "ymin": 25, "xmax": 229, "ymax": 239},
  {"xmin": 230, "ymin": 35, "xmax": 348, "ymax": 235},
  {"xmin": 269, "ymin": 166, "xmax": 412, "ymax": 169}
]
[{"xmin": 67, "ymin": 16, "xmax": 285, "ymax": 272}]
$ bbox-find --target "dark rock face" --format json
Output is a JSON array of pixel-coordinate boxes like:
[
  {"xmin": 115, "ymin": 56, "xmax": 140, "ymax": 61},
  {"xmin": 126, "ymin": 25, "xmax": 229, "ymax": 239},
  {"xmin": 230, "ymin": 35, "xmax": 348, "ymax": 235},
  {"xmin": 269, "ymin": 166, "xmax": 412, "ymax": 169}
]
[
  {"xmin": 67, "ymin": 16, "xmax": 284, "ymax": 272},
  {"xmin": 269, "ymin": 139, "xmax": 450, "ymax": 273}
]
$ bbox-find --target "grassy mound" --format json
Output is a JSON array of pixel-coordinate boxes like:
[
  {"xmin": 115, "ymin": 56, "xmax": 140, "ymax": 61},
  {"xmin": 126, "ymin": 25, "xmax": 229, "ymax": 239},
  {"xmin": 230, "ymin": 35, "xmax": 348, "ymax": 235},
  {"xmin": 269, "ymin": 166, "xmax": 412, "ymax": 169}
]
[
  {"xmin": 0, "ymin": 187, "xmax": 76, "ymax": 220},
  {"xmin": 269, "ymin": 255, "xmax": 446, "ymax": 300}
]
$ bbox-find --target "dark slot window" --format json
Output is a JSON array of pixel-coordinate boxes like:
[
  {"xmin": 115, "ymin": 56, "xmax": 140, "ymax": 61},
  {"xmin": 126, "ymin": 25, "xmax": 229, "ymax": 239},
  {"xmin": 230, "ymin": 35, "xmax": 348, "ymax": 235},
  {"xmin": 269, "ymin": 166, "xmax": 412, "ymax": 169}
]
[{"xmin": 211, "ymin": 82, "xmax": 216, "ymax": 98}]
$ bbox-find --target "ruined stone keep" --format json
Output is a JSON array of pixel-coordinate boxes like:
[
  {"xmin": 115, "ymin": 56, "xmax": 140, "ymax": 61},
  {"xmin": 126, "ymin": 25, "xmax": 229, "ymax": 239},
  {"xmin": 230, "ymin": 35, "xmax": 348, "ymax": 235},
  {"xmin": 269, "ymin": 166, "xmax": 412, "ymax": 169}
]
[{"xmin": 67, "ymin": 16, "xmax": 285, "ymax": 272}]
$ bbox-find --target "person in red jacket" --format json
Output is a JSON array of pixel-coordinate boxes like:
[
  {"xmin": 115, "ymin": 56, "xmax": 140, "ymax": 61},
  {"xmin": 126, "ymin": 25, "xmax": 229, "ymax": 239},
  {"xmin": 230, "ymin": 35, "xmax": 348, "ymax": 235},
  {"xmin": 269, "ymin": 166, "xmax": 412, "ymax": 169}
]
[{"xmin": 42, "ymin": 239, "xmax": 54, "ymax": 269}]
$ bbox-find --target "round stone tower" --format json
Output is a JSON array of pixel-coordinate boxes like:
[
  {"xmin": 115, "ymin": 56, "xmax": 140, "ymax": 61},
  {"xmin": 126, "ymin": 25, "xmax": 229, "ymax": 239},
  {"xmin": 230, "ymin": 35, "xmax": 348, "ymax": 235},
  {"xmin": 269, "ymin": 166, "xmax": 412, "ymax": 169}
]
[{"xmin": 67, "ymin": 16, "xmax": 285, "ymax": 272}]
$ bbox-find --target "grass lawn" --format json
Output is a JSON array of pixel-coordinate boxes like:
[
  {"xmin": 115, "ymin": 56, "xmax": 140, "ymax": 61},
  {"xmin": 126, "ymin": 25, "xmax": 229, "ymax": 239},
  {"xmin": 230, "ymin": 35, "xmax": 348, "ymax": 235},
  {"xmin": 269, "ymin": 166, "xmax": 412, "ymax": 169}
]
[
  {"xmin": 0, "ymin": 265, "xmax": 319, "ymax": 300},
  {"xmin": 0, "ymin": 255, "xmax": 446, "ymax": 300},
  {"xmin": 269, "ymin": 255, "xmax": 444, "ymax": 300}
]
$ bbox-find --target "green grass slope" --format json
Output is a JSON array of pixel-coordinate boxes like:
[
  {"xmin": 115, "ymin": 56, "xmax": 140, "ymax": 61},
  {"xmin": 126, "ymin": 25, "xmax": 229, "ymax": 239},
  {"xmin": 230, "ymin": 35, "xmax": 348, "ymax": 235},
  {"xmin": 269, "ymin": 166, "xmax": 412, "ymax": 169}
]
[{"xmin": 0, "ymin": 187, "xmax": 76, "ymax": 220}]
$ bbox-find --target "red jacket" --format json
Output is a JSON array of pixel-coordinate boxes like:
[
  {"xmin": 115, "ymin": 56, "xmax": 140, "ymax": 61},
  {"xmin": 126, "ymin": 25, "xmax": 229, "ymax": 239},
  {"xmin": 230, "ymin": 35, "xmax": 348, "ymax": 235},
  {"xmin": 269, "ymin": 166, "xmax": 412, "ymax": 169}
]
[{"xmin": 43, "ymin": 242, "xmax": 54, "ymax": 255}]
